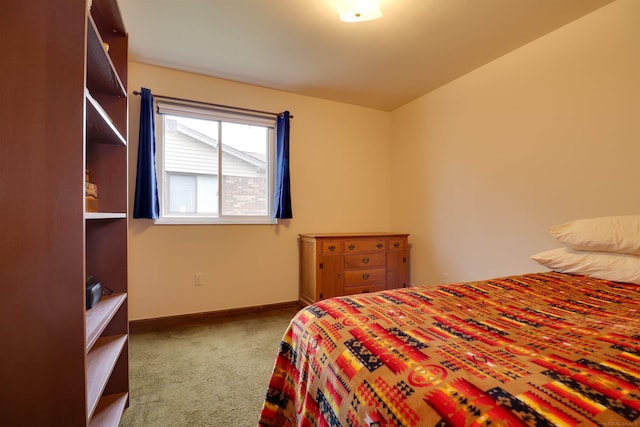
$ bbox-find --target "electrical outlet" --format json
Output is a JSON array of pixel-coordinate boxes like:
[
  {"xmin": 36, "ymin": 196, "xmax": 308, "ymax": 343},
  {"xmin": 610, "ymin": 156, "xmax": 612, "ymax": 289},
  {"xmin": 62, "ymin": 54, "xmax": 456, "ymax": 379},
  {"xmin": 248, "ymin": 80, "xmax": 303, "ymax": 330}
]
[
  {"xmin": 194, "ymin": 272, "xmax": 203, "ymax": 286},
  {"xmin": 441, "ymin": 272, "xmax": 449, "ymax": 284}
]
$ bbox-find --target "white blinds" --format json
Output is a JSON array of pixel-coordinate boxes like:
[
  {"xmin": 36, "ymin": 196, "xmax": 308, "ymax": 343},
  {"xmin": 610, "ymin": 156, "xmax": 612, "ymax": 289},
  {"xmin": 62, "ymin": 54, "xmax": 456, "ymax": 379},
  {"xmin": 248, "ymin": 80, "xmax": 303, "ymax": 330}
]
[{"xmin": 155, "ymin": 99, "xmax": 276, "ymax": 128}]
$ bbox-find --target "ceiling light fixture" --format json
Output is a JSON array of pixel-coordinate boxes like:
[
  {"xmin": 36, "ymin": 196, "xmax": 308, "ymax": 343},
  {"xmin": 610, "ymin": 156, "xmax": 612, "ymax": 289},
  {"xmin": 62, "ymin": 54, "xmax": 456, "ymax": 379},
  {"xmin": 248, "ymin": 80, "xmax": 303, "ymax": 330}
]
[{"xmin": 335, "ymin": 0, "xmax": 383, "ymax": 23}]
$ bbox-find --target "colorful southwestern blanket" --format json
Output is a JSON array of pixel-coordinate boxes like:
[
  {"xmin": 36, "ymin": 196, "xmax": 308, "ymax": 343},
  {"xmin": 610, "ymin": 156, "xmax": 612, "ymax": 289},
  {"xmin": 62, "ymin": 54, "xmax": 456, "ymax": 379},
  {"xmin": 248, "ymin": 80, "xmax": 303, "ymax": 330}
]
[{"xmin": 258, "ymin": 272, "xmax": 640, "ymax": 427}]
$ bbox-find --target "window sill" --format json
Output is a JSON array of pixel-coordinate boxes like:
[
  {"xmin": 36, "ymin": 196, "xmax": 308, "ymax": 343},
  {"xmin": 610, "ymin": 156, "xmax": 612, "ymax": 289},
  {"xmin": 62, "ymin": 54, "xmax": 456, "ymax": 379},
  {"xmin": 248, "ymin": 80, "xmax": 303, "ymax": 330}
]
[{"xmin": 154, "ymin": 216, "xmax": 278, "ymax": 225}]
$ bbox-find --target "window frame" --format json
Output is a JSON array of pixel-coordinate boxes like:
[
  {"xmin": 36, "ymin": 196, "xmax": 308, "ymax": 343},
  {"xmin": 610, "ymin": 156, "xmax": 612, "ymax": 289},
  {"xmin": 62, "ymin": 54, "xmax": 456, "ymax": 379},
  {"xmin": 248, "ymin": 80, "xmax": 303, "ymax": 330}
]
[{"xmin": 154, "ymin": 99, "xmax": 277, "ymax": 225}]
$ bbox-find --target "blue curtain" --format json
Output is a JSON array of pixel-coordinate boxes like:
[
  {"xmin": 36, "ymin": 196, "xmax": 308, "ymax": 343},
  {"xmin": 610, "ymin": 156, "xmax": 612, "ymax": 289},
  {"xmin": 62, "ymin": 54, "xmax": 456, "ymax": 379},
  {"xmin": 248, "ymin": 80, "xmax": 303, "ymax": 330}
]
[
  {"xmin": 133, "ymin": 87, "xmax": 160, "ymax": 219},
  {"xmin": 273, "ymin": 111, "xmax": 292, "ymax": 219}
]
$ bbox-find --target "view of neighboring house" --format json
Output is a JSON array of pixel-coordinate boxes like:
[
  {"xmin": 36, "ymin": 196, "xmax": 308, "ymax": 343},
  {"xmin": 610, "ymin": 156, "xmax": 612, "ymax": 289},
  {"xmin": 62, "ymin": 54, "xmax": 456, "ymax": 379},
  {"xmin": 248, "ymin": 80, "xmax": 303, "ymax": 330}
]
[{"xmin": 163, "ymin": 118, "xmax": 268, "ymax": 216}]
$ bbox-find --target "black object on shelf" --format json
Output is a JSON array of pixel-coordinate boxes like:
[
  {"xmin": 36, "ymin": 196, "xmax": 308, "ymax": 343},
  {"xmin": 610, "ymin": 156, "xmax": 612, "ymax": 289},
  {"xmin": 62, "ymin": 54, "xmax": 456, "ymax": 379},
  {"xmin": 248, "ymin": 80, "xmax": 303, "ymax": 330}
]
[{"xmin": 86, "ymin": 276, "xmax": 103, "ymax": 309}]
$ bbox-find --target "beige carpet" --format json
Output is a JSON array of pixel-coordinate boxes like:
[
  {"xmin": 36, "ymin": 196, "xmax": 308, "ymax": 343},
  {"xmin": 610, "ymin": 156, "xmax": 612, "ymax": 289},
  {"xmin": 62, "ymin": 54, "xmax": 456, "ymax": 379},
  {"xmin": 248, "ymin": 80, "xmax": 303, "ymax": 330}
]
[{"xmin": 119, "ymin": 306, "xmax": 298, "ymax": 427}]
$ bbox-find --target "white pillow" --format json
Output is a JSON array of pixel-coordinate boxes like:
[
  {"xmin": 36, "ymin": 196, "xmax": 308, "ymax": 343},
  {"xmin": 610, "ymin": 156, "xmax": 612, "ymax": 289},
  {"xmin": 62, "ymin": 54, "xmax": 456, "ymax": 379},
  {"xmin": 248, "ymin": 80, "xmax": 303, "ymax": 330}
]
[
  {"xmin": 548, "ymin": 215, "xmax": 640, "ymax": 255},
  {"xmin": 531, "ymin": 247, "xmax": 640, "ymax": 284}
]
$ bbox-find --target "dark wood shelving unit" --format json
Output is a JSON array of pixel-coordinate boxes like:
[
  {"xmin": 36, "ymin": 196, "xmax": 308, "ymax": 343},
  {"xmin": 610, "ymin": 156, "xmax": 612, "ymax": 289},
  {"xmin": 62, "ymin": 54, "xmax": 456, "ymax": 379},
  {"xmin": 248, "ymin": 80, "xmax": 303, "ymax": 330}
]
[
  {"xmin": 86, "ymin": 92, "xmax": 127, "ymax": 146},
  {"xmin": 86, "ymin": 293, "xmax": 128, "ymax": 351},
  {"xmin": 86, "ymin": 15, "xmax": 126, "ymax": 99},
  {"xmin": 90, "ymin": 393, "xmax": 129, "ymax": 427},
  {"xmin": 86, "ymin": 212, "xmax": 128, "ymax": 220},
  {"xmin": 86, "ymin": 335, "xmax": 128, "ymax": 418},
  {"xmin": 84, "ymin": 0, "xmax": 130, "ymax": 424},
  {"xmin": 1, "ymin": 0, "xmax": 129, "ymax": 425}
]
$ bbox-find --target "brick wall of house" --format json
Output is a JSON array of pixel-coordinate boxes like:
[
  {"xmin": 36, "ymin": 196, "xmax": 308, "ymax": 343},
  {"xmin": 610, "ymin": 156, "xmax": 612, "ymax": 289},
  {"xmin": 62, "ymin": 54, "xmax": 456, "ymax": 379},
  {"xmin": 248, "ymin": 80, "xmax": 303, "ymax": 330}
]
[{"xmin": 222, "ymin": 176, "xmax": 267, "ymax": 215}]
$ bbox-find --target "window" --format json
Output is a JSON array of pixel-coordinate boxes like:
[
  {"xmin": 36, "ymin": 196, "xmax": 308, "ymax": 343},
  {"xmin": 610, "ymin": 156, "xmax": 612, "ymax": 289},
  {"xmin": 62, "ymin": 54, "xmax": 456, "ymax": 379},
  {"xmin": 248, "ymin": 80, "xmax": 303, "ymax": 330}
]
[{"xmin": 155, "ymin": 101, "xmax": 276, "ymax": 224}]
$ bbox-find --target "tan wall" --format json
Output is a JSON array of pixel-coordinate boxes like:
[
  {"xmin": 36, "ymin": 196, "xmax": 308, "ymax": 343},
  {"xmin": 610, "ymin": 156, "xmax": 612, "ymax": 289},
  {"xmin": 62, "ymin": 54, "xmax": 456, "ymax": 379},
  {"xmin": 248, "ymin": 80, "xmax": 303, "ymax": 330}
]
[
  {"xmin": 127, "ymin": 63, "xmax": 392, "ymax": 320},
  {"xmin": 390, "ymin": 0, "xmax": 640, "ymax": 285}
]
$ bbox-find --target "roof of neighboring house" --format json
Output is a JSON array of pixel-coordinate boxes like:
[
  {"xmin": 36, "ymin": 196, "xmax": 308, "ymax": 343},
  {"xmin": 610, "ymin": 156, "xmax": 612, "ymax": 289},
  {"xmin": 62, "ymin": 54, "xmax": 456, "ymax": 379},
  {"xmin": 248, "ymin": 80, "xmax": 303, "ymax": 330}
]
[{"xmin": 176, "ymin": 122, "xmax": 266, "ymax": 168}]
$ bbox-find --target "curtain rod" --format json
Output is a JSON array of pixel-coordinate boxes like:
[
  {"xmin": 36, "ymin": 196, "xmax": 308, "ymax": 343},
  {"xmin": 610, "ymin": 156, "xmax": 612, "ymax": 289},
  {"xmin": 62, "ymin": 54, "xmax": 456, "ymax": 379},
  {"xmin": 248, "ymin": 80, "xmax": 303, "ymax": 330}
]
[{"xmin": 132, "ymin": 90, "xmax": 293, "ymax": 119}]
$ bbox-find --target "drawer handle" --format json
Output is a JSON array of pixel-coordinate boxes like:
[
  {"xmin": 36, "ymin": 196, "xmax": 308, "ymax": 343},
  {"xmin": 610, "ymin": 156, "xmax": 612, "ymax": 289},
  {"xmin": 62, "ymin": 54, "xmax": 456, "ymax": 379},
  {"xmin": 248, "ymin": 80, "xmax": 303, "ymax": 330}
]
[
  {"xmin": 362, "ymin": 288, "xmax": 370, "ymax": 293},
  {"xmin": 394, "ymin": 242, "xmax": 400, "ymax": 248},
  {"xmin": 348, "ymin": 244, "xmax": 355, "ymax": 250},
  {"xmin": 362, "ymin": 273, "xmax": 370, "ymax": 280},
  {"xmin": 376, "ymin": 243, "xmax": 383, "ymax": 249},
  {"xmin": 328, "ymin": 245, "xmax": 336, "ymax": 251},
  {"xmin": 362, "ymin": 257, "xmax": 370, "ymax": 264}
]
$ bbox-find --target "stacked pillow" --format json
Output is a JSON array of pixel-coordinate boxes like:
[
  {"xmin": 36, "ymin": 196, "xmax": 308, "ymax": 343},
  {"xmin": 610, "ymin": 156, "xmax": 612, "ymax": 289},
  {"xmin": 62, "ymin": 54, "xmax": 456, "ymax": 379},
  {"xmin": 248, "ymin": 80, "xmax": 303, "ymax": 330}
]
[{"xmin": 531, "ymin": 215, "xmax": 640, "ymax": 284}]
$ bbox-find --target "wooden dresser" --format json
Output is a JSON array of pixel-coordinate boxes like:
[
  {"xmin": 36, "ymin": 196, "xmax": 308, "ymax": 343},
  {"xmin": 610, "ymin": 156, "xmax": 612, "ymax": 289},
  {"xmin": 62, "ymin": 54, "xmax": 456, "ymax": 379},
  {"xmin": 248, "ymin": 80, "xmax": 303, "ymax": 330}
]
[{"xmin": 299, "ymin": 233, "xmax": 409, "ymax": 306}]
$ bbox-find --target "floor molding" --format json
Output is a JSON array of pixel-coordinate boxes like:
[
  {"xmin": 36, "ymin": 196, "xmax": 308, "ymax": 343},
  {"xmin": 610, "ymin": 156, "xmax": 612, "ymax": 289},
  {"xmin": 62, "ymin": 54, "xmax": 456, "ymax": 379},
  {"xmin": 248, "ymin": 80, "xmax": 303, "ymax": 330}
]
[{"xmin": 129, "ymin": 300, "xmax": 299, "ymax": 334}]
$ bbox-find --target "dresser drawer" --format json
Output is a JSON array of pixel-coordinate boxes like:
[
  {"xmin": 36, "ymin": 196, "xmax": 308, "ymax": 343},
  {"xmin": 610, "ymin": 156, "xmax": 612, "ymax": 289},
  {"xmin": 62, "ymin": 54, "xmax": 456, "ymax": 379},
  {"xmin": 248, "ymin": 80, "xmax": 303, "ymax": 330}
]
[
  {"xmin": 343, "ymin": 283, "xmax": 386, "ymax": 296},
  {"xmin": 388, "ymin": 238, "xmax": 407, "ymax": 251},
  {"xmin": 344, "ymin": 268, "xmax": 386, "ymax": 285},
  {"xmin": 320, "ymin": 240, "xmax": 343, "ymax": 254},
  {"xmin": 344, "ymin": 253, "xmax": 385, "ymax": 269},
  {"xmin": 343, "ymin": 238, "xmax": 387, "ymax": 253}
]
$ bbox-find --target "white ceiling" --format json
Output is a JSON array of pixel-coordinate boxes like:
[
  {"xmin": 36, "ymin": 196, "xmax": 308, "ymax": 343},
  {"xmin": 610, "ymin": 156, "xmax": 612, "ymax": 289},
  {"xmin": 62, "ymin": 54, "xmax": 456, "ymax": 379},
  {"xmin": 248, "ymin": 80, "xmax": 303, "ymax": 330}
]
[{"xmin": 118, "ymin": 0, "xmax": 614, "ymax": 111}]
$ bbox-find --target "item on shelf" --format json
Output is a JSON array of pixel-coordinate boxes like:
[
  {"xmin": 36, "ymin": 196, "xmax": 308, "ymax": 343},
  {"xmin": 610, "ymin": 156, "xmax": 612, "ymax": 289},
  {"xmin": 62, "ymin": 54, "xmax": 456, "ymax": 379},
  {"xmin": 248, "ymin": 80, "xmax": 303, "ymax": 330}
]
[
  {"xmin": 85, "ymin": 169, "xmax": 99, "ymax": 212},
  {"xmin": 85, "ymin": 196, "xmax": 99, "ymax": 212},
  {"xmin": 86, "ymin": 276, "xmax": 103, "ymax": 309},
  {"xmin": 85, "ymin": 182, "xmax": 98, "ymax": 198}
]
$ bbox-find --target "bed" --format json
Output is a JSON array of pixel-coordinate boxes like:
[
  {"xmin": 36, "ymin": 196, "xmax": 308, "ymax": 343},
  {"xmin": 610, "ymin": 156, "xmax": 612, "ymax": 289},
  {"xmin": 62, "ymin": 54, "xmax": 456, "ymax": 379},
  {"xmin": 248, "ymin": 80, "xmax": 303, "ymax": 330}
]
[{"xmin": 258, "ymin": 271, "xmax": 640, "ymax": 426}]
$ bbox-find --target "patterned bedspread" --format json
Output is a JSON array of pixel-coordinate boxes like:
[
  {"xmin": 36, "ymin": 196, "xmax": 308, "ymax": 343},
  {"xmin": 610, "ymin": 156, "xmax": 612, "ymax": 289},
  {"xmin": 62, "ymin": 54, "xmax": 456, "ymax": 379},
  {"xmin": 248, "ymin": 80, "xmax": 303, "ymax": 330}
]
[{"xmin": 258, "ymin": 272, "xmax": 640, "ymax": 427}]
